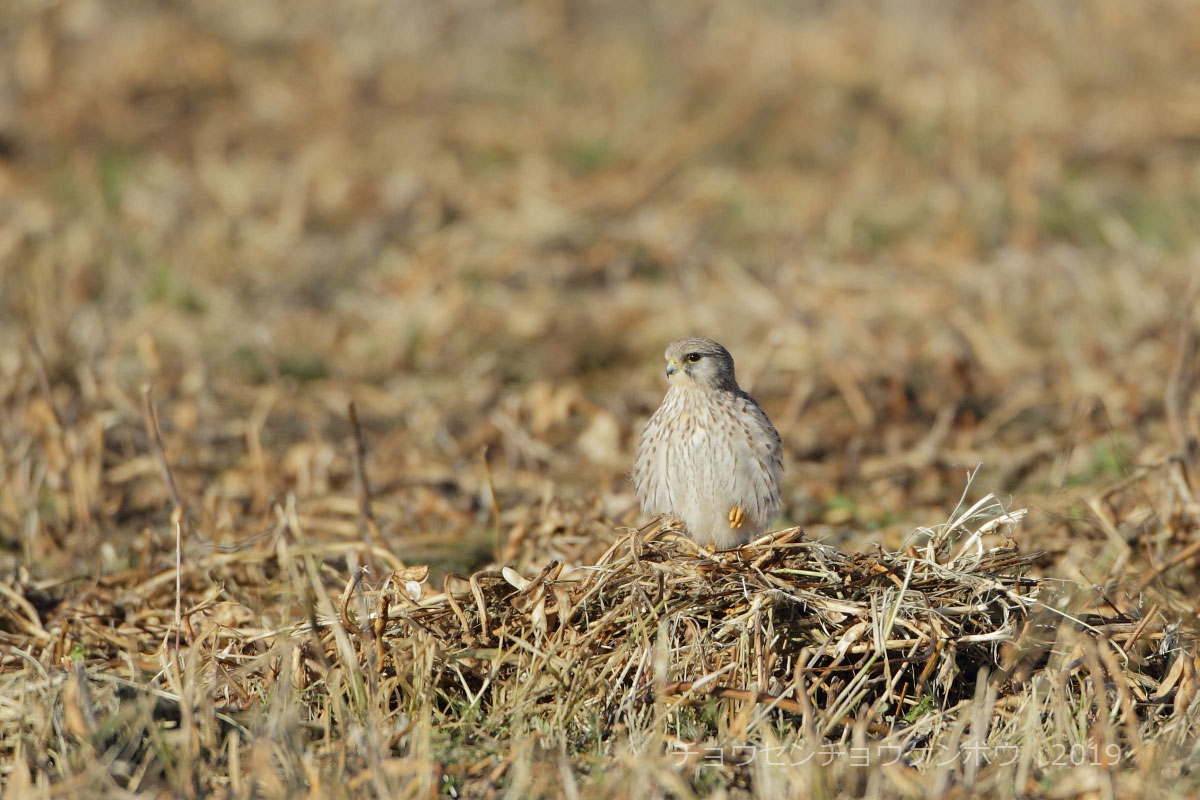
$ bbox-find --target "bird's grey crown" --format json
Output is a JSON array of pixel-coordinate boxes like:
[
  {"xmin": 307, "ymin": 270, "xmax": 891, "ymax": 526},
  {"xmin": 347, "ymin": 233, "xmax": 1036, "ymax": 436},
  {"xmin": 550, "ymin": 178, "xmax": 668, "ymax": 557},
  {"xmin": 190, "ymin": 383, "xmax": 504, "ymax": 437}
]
[{"xmin": 664, "ymin": 337, "xmax": 732, "ymax": 363}]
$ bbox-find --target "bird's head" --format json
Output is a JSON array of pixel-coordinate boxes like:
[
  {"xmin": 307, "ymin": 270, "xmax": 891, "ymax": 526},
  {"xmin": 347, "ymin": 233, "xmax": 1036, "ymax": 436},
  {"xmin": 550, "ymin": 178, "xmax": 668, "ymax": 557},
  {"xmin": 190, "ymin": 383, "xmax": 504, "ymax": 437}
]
[{"xmin": 663, "ymin": 337, "xmax": 738, "ymax": 391}]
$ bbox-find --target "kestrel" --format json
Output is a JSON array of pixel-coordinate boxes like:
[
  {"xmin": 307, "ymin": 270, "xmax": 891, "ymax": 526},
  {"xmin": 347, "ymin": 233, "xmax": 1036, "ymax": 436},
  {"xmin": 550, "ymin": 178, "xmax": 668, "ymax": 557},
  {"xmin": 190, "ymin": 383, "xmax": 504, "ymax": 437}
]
[{"xmin": 633, "ymin": 337, "xmax": 783, "ymax": 549}]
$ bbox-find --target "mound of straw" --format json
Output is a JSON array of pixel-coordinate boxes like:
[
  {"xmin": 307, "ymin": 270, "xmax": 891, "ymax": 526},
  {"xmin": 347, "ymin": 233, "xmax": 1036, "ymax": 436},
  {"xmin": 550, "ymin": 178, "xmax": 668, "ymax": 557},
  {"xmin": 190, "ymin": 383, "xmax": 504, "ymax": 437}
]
[{"xmin": 373, "ymin": 497, "xmax": 1037, "ymax": 743}]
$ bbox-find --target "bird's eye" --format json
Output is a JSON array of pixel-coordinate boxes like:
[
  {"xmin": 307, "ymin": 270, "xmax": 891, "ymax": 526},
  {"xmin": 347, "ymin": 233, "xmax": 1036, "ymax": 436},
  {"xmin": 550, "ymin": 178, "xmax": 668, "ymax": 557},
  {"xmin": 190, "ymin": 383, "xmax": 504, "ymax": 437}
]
[{"xmin": 686, "ymin": 353, "xmax": 702, "ymax": 363}]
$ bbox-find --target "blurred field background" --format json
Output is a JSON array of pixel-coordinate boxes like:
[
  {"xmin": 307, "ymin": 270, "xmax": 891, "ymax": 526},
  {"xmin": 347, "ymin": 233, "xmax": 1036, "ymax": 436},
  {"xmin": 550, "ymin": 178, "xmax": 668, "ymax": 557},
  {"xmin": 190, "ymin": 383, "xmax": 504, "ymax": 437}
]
[{"xmin": 2, "ymin": 0, "xmax": 1200, "ymax": 797}]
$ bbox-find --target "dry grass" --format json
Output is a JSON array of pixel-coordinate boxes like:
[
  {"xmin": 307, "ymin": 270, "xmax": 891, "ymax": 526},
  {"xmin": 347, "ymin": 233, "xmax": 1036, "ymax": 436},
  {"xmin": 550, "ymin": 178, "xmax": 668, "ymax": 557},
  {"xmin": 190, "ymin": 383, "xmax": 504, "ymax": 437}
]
[{"xmin": 3, "ymin": 0, "xmax": 1200, "ymax": 797}]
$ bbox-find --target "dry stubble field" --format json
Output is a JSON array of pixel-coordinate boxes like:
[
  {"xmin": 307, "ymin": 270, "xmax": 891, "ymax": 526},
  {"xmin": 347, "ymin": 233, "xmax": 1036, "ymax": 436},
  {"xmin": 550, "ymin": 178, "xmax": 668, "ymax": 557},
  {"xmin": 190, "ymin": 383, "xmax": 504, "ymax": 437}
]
[{"xmin": 2, "ymin": 1, "xmax": 1200, "ymax": 797}]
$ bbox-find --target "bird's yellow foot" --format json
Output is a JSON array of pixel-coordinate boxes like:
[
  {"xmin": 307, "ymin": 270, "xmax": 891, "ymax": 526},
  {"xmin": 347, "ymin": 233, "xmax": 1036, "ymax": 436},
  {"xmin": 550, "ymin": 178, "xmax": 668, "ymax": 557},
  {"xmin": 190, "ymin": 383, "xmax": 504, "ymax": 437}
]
[{"xmin": 728, "ymin": 505, "xmax": 745, "ymax": 529}]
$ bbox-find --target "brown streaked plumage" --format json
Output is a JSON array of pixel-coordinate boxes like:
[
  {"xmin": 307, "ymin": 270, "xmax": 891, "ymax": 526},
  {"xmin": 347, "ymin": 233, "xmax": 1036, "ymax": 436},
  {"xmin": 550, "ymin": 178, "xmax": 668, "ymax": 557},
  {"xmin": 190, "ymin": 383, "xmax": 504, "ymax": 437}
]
[{"xmin": 632, "ymin": 337, "xmax": 783, "ymax": 549}]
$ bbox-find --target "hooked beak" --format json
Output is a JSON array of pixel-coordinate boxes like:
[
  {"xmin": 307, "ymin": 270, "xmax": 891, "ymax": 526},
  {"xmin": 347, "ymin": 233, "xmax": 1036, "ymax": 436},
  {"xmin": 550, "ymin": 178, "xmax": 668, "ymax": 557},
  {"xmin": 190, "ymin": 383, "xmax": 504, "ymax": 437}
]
[{"xmin": 665, "ymin": 361, "xmax": 680, "ymax": 378}]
